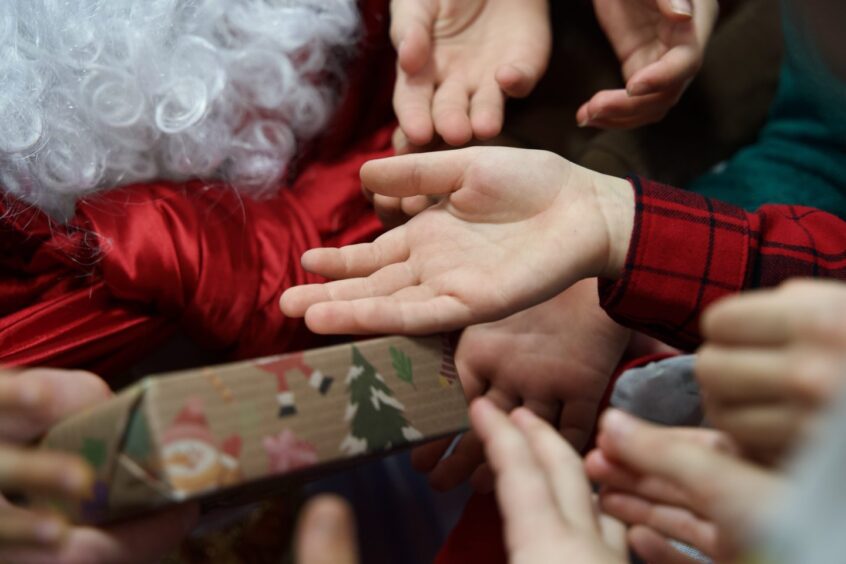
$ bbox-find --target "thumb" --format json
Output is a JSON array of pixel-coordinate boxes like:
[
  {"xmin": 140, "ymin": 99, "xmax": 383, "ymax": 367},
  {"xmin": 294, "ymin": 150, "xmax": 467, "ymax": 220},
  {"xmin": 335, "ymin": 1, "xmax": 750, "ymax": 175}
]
[
  {"xmin": 390, "ymin": 0, "xmax": 436, "ymax": 74},
  {"xmin": 296, "ymin": 496, "xmax": 358, "ymax": 564},
  {"xmin": 598, "ymin": 409, "xmax": 782, "ymax": 522},
  {"xmin": 0, "ymin": 369, "xmax": 111, "ymax": 442},
  {"xmin": 655, "ymin": 0, "xmax": 694, "ymax": 21}
]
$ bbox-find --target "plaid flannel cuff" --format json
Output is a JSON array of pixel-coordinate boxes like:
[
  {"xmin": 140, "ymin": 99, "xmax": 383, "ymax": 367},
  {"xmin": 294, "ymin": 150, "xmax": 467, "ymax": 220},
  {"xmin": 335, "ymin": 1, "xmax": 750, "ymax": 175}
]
[{"xmin": 599, "ymin": 177, "xmax": 751, "ymax": 350}]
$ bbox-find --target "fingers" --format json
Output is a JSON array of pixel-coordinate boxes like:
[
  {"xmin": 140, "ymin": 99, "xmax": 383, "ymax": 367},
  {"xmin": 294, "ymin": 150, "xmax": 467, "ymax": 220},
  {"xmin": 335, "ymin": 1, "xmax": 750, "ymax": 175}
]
[
  {"xmin": 286, "ymin": 263, "xmax": 418, "ymax": 317},
  {"xmin": 0, "ymin": 369, "xmax": 111, "ymax": 442},
  {"xmin": 696, "ymin": 346, "xmax": 839, "ymax": 405},
  {"xmin": 303, "ymin": 229, "xmax": 410, "ymax": 280},
  {"xmin": 597, "ymin": 409, "xmax": 780, "ymax": 521},
  {"xmin": 496, "ymin": 62, "xmax": 544, "ymax": 99},
  {"xmin": 389, "ymin": 0, "xmax": 436, "ymax": 74},
  {"xmin": 302, "ymin": 294, "xmax": 472, "ymax": 335},
  {"xmin": 469, "ymin": 81, "xmax": 505, "ymax": 141},
  {"xmin": 359, "ymin": 149, "xmax": 477, "ymax": 198},
  {"xmin": 700, "ymin": 281, "xmax": 846, "ymax": 346},
  {"xmin": 655, "ymin": 0, "xmax": 694, "ymax": 19},
  {"xmin": 600, "ymin": 492, "xmax": 719, "ymax": 557},
  {"xmin": 431, "ymin": 80, "xmax": 473, "ymax": 146},
  {"xmin": 628, "ymin": 525, "xmax": 707, "ymax": 564},
  {"xmin": 429, "ymin": 389, "xmax": 517, "ymax": 491},
  {"xmin": 470, "ymin": 399, "xmax": 563, "ymax": 549},
  {"xmin": 511, "ymin": 408, "xmax": 596, "ymax": 532},
  {"xmin": 705, "ymin": 403, "xmax": 809, "ymax": 459},
  {"xmin": 576, "ymin": 89, "xmax": 680, "ymax": 129},
  {"xmin": 0, "ymin": 507, "xmax": 68, "ymax": 549},
  {"xmin": 296, "ymin": 495, "xmax": 358, "ymax": 564},
  {"xmin": 626, "ymin": 46, "xmax": 699, "ymax": 98},
  {"xmin": 0, "ymin": 504, "xmax": 199, "ymax": 564},
  {"xmin": 0, "ymin": 445, "xmax": 93, "ymax": 501},
  {"xmin": 585, "ymin": 449, "xmax": 691, "ymax": 509},
  {"xmin": 393, "ymin": 67, "xmax": 436, "ymax": 146}
]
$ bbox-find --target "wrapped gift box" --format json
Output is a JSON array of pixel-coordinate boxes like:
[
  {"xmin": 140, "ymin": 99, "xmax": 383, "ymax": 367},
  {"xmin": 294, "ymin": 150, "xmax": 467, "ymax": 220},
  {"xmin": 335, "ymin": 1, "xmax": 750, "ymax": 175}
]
[{"xmin": 41, "ymin": 335, "xmax": 467, "ymax": 524}]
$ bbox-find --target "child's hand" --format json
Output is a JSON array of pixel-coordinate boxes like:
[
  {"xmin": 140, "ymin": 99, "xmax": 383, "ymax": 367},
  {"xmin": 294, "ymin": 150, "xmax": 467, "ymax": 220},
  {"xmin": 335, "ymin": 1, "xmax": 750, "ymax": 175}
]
[
  {"xmin": 698, "ymin": 280, "xmax": 846, "ymax": 464},
  {"xmin": 412, "ymin": 279, "xmax": 631, "ymax": 492},
  {"xmin": 390, "ymin": 0, "xmax": 551, "ymax": 147},
  {"xmin": 472, "ymin": 399, "xmax": 627, "ymax": 564},
  {"xmin": 586, "ymin": 409, "xmax": 784, "ymax": 562},
  {"xmin": 0, "ymin": 368, "xmax": 198, "ymax": 563},
  {"xmin": 280, "ymin": 147, "xmax": 635, "ymax": 335},
  {"xmin": 295, "ymin": 495, "xmax": 358, "ymax": 564},
  {"xmin": 579, "ymin": 0, "xmax": 719, "ymax": 129}
]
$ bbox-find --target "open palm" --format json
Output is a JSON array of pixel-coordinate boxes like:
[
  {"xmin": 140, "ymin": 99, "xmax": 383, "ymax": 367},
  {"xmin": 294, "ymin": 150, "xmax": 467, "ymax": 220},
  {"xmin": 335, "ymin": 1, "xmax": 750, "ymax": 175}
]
[
  {"xmin": 280, "ymin": 148, "xmax": 629, "ymax": 335},
  {"xmin": 578, "ymin": 0, "xmax": 718, "ymax": 128},
  {"xmin": 391, "ymin": 0, "xmax": 551, "ymax": 146}
]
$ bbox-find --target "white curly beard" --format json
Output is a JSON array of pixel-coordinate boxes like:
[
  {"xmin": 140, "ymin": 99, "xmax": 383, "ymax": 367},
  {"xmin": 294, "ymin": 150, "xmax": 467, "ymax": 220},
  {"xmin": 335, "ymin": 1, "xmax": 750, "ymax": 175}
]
[{"xmin": 0, "ymin": 0, "xmax": 361, "ymax": 220}]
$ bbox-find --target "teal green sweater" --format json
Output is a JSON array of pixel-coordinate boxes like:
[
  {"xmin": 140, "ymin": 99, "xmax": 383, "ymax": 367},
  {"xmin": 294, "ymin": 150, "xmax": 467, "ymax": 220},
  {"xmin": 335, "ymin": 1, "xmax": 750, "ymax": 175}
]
[{"xmin": 690, "ymin": 1, "xmax": 846, "ymax": 216}]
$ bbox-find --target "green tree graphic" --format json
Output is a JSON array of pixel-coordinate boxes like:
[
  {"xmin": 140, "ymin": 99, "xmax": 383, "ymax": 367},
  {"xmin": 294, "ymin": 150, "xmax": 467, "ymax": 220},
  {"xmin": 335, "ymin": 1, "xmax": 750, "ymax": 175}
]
[{"xmin": 340, "ymin": 346, "xmax": 422, "ymax": 455}]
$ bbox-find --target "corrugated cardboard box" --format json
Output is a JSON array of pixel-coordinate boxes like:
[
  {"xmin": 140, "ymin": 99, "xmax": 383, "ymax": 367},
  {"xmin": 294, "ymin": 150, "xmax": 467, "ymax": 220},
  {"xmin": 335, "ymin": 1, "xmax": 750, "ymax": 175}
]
[{"xmin": 42, "ymin": 335, "xmax": 467, "ymax": 524}]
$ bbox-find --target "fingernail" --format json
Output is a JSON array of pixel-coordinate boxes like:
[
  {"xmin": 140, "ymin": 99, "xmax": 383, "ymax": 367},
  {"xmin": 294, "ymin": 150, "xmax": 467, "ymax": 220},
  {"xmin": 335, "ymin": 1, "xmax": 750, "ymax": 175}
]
[
  {"xmin": 34, "ymin": 519, "xmax": 64, "ymax": 544},
  {"xmin": 671, "ymin": 0, "xmax": 693, "ymax": 16},
  {"xmin": 577, "ymin": 118, "xmax": 589, "ymax": 128},
  {"xmin": 627, "ymin": 82, "xmax": 652, "ymax": 97}
]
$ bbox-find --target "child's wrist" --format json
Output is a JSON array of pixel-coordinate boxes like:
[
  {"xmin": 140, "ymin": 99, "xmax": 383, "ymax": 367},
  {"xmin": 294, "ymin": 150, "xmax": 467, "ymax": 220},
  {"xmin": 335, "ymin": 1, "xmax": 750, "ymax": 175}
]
[{"xmin": 594, "ymin": 174, "xmax": 635, "ymax": 280}]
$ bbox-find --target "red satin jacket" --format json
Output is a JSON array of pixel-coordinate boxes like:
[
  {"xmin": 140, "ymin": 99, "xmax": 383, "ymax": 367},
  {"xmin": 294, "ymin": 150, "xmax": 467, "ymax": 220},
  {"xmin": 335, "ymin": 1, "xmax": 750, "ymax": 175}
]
[{"xmin": 0, "ymin": 0, "xmax": 393, "ymax": 376}]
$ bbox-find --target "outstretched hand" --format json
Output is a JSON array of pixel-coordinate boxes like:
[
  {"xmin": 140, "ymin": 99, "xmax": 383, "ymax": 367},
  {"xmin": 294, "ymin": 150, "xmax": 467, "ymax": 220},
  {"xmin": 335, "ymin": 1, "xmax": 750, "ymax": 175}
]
[
  {"xmin": 390, "ymin": 0, "xmax": 551, "ymax": 147},
  {"xmin": 0, "ymin": 368, "xmax": 197, "ymax": 563},
  {"xmin": 280, "ymin": 147, "xmax": 634, "ymax": 335},
  {"xmin": 473, "ymin": 399, "xmax": 628, "ymax": 564},
  {"xmin": 698, "ymin": 279, "xmax": 846, "ymax": 465},
  {"xmin": 579, "ymin": 0, "xmax": 719, "ymax": 128},
  {"xmin": 586, "ymin": 409, "xmax": 784, "ymax": 562}
]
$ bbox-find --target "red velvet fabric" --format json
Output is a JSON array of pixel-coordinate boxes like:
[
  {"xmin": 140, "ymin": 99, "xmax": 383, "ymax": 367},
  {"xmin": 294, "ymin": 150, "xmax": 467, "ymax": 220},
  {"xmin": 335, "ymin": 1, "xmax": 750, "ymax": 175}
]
[{"xmin": 0, "ymin": 0, "xmax": 394, "ymax": 376}]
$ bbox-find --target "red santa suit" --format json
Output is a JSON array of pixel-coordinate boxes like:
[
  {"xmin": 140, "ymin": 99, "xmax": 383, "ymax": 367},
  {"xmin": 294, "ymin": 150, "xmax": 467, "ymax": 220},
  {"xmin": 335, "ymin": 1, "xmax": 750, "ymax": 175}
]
[{"xmin": 0, "ymin": 0, "xmax": 393, "ymax": 376}]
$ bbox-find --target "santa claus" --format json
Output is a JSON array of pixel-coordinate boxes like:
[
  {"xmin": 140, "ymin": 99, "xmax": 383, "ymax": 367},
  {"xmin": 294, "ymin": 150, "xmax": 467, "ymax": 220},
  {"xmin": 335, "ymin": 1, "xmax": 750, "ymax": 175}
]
[{"xmin": 0, "ymin": 0, "xmax": 394, "ymax": 374}]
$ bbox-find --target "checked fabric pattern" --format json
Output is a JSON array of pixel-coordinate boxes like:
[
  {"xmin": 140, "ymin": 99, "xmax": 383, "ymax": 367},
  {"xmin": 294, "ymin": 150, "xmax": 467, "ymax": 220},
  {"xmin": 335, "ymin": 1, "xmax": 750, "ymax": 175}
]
[{"xmin": 600, "ymin": 177, "xmax": 846, "ymax": 350}]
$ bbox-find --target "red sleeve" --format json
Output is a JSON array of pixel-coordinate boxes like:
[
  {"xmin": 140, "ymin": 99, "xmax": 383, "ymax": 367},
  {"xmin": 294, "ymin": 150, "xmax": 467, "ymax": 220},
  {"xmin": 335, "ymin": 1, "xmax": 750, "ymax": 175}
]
[{"xmin": 599, "ymin": 177, "xmax": 846, "ymax": 350}]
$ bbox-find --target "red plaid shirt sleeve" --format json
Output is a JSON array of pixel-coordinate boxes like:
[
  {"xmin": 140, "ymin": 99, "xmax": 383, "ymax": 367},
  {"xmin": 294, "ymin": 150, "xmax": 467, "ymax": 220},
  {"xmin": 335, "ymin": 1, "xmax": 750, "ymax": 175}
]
[{"xmin": 599, "ymin": 177, "xmax": 846, "ymax": 350}]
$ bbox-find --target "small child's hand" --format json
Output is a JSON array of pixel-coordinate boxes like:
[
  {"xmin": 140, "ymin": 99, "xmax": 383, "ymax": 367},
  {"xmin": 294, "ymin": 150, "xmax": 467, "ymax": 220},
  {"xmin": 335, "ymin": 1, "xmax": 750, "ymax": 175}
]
[
  {"xmin": 412, "ymin": 280, "xmax": 631, "ymax": 493},
  {"xmin": 281, "ymin": 147, "xmax": 635, "ymax": 335},
  {"xmin": 0, "ymin": 368, "xmax": 198, "ymax": 562},
  {"xmin": 472, "ymin": 399, "xmax": 627, "ymax": 564},
  {"xmin": 698, "ymin": 279, "xmax": 846, "ymax": 464},
  {"xmin": 586, "ymin": 409, "xmax": 784, "ymax": 562},
  {"xmin": 390, "ymin": 0, "xmax": 551, "ymax": 147},
  {"xmin": 579, "ymin": 0, "xmax": 719, "ymax": 129}
]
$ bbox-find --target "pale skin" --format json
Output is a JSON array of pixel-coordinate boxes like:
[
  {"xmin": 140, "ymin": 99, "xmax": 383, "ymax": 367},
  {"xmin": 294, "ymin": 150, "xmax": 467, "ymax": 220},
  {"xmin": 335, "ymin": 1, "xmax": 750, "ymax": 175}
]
[
  {"xmin": 280, "ymin": 147, "xmax": 635, "ymax": 335},
  {"xmin": 390, "ymin": 0, "xmax": 718, "ymax": 146},
  {"xmin": 0, "ymin": 368, "xmax": 197, "ymax": 564},
  {"xmin": 698, "ymin": 279, "xmax": 846, "ymax": 465},
  {"xmin": 586, "ymin": 409, "xmax": 784, "ymax": 563},
  {"xmin": 412, "ymin": 279, "xmax": 631, "ymax": 492},
  {"xmin": 383, "ymin": 0, "xmax": 718, "ymax": 221},
  {"xmin": 295, "ymin": 400, "xmax": 630, "ymax": 564}
]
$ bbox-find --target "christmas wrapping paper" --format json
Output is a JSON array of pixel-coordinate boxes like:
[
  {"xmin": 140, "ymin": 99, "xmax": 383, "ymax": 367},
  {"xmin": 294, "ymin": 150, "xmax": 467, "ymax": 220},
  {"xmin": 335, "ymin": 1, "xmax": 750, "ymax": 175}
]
[{"xmin": 41, "ymin": 335, "xmax": 467, "ymax": 524}]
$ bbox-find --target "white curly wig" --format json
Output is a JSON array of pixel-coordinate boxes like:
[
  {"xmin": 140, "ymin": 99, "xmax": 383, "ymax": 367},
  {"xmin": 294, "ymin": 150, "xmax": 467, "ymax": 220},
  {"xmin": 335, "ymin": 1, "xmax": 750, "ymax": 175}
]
[{"xmin": 0, "ymin": 0, "xmax": 361, "ymax": 219}]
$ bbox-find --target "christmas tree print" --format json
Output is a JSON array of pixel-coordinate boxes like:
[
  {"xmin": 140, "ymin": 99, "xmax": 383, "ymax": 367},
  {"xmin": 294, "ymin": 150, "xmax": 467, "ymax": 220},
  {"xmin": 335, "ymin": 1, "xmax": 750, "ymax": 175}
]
[{"xmin": 340, "ymin": 346, "xmax": 422, "ymax": 455}]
